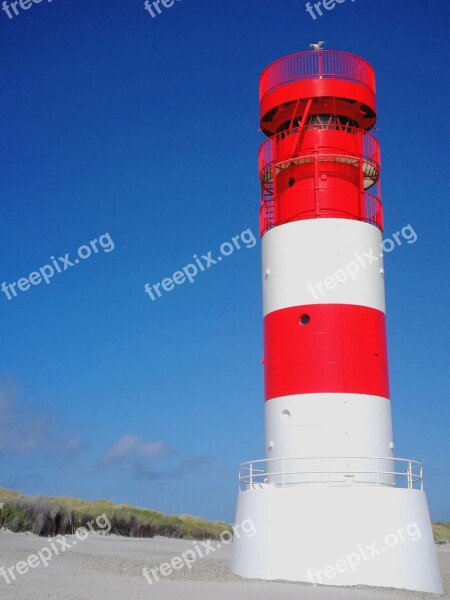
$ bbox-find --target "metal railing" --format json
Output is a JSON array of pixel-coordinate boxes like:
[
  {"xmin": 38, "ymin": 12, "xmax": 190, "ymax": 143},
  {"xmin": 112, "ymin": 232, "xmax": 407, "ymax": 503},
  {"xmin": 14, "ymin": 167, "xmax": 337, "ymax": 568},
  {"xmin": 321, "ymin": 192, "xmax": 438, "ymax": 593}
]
[
  {"xmin": 239, "ymin": 456, "xmax": 423, "ymax": 491},
  {"xmin": 258, "ymin": 125, "xmax": 380, "ymax": 180},
  {"xmin": 363, "ymin": 191, "xmax": 383, "ymax": 227},
  {"xmin": 257, "ymin": 122, "xmax": 383, "ymax": 235},
  {"xmin": 259, "ymin": 172, "xmax": 383, "ymax": 236},
  {"xmin": 260, "ymin": 50, "xmax": 376, "ymax": 100}
]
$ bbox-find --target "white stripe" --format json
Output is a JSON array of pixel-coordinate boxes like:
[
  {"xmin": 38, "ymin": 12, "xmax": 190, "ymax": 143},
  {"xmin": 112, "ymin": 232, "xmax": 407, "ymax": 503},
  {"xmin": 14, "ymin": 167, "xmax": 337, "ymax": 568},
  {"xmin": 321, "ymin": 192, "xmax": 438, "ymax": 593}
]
[
  {"xmin": 262, "ymin": 219, "xmax": 386, "ymax": 316},
  {"xmin": 265, "ymin": 393, "xmax": 393, "ymax": 461}
]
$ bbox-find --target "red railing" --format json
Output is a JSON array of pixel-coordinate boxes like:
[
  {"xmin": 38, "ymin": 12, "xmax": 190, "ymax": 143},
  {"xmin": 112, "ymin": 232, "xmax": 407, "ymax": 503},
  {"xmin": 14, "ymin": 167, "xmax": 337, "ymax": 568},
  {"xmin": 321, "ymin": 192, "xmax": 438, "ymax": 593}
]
[
  {"xmin": 259, "ymin": 185, "xmax": 383, "ymax": 237},
  {"xmin": 260, "ymin": 50, "xmax": 376, "ymax": 100},
  {"xmin": 363, "ymin": 191, "xmax": 383, "ymax": 229},
  {"xmin": 258, "ymin": 126, "xmax": 380, "ymax": 181}
]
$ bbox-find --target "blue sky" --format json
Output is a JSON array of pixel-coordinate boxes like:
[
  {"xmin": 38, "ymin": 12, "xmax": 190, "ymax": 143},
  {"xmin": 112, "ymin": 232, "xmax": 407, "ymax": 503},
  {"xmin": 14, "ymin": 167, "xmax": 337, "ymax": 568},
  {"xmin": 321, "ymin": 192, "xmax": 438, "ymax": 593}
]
[{"xmin": 0, "ymin": 0, "xmax": 448, "ymax": 523}]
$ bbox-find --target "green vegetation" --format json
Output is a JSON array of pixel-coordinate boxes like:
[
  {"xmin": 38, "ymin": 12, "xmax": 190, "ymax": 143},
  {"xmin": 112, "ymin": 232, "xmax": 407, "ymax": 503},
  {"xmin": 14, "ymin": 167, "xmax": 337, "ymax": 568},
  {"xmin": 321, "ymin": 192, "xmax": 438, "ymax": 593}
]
[
  {"xmin": 432, "ymin": 522, "xmax": 450, "ymax": 542},
  {"xmin": 0, "ymin": 487, "xmax": 229, "ymax": 540},
  {"xmin": 1, "ymin": 487, "xmax": 447, "ymax": 543}
]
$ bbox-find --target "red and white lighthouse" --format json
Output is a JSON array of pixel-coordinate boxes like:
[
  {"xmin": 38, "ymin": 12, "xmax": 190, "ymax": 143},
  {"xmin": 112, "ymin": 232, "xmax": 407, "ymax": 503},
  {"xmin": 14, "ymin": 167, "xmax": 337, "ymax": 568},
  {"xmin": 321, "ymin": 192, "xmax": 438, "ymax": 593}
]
[{"xmin": 231, "ymin": 49, "xmax": 442, "ymax": 593}]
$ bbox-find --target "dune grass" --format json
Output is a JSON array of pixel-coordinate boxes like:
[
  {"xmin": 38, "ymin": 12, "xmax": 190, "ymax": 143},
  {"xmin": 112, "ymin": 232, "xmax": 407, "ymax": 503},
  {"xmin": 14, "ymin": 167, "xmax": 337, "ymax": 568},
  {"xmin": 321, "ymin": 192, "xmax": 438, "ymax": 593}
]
[
  {"xmin": 0, "ymin": 487, "xmax": 229, "ymax": 540},
  {"xmin": 1, "ymin": 486, "xmax": 447, "ymax": 542},
  {"xmin": 432, "ymin": 522, "xmax": 450, "ymax": 542}
]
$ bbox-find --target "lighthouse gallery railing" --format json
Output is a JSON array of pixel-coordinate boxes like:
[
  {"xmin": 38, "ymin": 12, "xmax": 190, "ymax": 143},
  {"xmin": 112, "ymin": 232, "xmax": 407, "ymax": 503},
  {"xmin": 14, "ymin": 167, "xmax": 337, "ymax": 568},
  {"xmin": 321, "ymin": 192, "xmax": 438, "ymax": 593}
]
[
  {"xmin": 239, "ymin": 457, "xmax": 423, "ymax": 491},
  {"xmin": 260, "ymin": 50, "xmax": 376, "ymax": 99}
]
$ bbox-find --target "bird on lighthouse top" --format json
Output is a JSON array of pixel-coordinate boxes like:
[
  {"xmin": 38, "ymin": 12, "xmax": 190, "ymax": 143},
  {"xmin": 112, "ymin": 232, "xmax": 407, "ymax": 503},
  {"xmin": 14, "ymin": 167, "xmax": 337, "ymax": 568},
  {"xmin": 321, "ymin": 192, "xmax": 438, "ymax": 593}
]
[{"xmin": 309, "ymin": 41, "xmax": 326, "ymax": 50}]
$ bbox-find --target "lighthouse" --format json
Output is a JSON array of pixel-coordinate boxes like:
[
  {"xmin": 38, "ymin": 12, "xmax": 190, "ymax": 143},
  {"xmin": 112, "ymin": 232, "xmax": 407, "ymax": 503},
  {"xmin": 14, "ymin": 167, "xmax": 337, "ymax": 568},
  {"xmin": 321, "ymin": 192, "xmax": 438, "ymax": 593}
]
[{"xmin": 231, "ymin": 49, "xmax": 442, "ymax": 593}]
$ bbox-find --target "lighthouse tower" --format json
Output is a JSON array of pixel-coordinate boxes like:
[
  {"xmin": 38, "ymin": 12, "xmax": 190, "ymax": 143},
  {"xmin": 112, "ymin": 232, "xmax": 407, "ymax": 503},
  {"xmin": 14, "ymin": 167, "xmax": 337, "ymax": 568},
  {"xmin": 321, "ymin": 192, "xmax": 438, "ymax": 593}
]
[{"xmin": 231, "ymin": 49, "xmax": 442, "ymax": 593}]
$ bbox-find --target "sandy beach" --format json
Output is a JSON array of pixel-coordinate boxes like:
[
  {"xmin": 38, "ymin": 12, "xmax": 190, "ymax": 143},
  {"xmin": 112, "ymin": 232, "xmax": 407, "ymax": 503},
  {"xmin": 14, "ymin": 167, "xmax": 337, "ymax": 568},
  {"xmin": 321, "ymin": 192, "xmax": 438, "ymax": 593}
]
[{"xmin": 0, "ymin": 531, "xmax": 448, "ymax": 599}]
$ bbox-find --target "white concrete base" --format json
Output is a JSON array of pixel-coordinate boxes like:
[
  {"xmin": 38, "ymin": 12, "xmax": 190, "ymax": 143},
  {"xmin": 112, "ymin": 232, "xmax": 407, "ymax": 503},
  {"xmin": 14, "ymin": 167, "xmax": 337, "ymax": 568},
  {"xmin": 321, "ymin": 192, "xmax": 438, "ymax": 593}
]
[{"xmin": 231, "ymin": 485, "xmax": 442, "ymax": 593}]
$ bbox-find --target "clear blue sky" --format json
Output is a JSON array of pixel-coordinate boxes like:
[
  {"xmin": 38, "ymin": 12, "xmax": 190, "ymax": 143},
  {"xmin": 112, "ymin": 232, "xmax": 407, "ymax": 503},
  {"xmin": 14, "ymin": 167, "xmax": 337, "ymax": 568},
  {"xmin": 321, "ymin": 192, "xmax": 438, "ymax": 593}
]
[{"xmin": 0, "ymin": 0, "xmax": 448, "ymax": 523}]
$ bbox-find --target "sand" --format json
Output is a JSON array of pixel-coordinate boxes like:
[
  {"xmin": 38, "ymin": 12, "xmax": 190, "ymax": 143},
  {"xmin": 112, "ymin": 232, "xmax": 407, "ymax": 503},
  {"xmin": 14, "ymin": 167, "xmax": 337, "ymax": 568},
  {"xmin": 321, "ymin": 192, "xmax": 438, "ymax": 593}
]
[{"xmin": 0, "ymin": 531, "xmax": 448, "ymax": 599}]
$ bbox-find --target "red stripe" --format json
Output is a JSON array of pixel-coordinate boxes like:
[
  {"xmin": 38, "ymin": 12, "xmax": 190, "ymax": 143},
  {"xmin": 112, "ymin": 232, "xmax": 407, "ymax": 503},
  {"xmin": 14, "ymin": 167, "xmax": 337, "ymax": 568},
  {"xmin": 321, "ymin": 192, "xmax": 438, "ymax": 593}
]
[{"xmin": 264, "ymin": 304, "xmax": 390, "ymax": 400}]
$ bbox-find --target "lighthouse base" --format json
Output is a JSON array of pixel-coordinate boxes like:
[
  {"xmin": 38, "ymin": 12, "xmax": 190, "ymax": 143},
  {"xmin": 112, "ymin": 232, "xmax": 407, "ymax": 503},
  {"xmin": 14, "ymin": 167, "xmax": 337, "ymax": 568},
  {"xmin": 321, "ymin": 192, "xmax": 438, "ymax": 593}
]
[{"xmin": 231, "ymin": 485, "xmax": 442, "ymax": 593}]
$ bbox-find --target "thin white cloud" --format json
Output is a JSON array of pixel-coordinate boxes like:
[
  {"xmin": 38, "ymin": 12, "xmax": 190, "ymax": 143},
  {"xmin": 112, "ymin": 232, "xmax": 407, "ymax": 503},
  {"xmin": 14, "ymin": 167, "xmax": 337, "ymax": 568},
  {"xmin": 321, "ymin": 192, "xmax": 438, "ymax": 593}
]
[
  {"xmin": 0, "ymin": 381, "xmax": 87, "ymax": 460},
  {"xmin": 101, "ymin": 434, "xmax": 169, "ymax": 466},
  {"xmin": 101, "ymin": 434, "xmax": 214, "ymax": 481},
  {"xmin": 132, "ymin": 455, "xmax": 215, "ymax": 481}
]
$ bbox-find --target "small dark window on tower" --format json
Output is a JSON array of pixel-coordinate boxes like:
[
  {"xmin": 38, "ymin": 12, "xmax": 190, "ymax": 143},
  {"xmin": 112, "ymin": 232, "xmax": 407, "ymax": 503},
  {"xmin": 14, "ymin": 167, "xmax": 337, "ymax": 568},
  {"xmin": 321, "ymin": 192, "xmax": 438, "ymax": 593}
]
[
  {"xmin": 300, "ymin": 314, "xmax": 310, "ymax": 325},
  {"xmin": 288, "ymin": 178, "xmax": 295, "ymax": 187}
]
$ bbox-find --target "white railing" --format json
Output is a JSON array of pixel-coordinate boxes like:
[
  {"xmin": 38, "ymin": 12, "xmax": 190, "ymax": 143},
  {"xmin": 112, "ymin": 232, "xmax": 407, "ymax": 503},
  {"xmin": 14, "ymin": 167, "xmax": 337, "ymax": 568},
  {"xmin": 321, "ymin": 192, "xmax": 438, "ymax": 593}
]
[{"xmin": 239, "ymin": 456, "xmax": 423, "ymax": 491}]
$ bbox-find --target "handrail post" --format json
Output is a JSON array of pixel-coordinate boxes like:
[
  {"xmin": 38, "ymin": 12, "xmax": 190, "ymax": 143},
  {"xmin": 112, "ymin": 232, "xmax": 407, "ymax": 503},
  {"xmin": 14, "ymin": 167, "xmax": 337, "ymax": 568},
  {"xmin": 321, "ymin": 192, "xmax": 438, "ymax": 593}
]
[
  {"xmin": 420, "ymin": 464, "xmax": 423, "ymax": 491},
  {"xmin": 250, "ymin": 462, "xmax": 253, "ymax": 489},
  {"xmin": 282, "ymin": 459, "xmax": 285, "ymax": 488},
  {"xmin": 407, "ymin": 461, "xmax": 412, "ymax": 490},
  {"xmin": 376, "ymin": 458, "xmax": 379, "ymax": 487}
]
